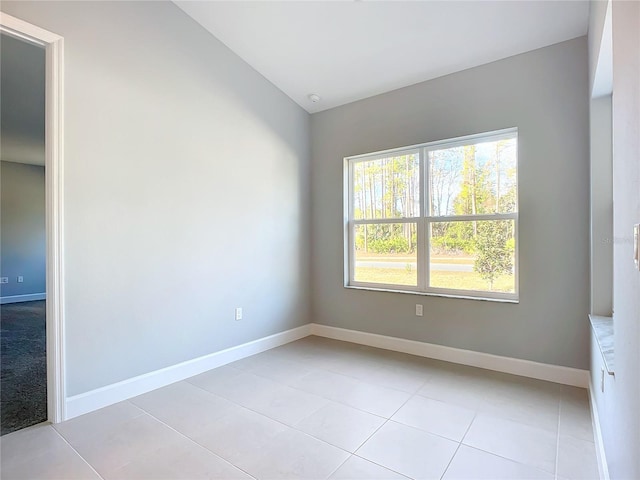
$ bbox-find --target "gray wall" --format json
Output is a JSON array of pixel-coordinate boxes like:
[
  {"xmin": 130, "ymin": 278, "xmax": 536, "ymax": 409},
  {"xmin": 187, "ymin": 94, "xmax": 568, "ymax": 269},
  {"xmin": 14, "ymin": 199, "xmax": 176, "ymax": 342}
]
[
  {"xmin": 0, "ymin": 161, "xmax": 46, "ymax": 298},
  {"xmin": 0, "ymin": 1, "xmax": 311, "ymax": 396},
  {"xmin": 589, "ymin": 1, "xmax": 640, "ymax": 478},
  {"xmin": 311, "ymin": 37, "xmax": 590, "ymax": 370},
  {"xmin": 589, "ymin": 95, "xmax": 613, "ymax": 316}
]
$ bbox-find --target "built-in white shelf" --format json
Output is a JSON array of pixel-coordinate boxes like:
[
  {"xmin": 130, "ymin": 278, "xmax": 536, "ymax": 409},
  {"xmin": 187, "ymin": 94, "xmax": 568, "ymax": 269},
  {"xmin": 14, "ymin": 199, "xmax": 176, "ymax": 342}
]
[{"xmin": 589, "ymin": 314, "xmax": 614, "ymax": 375}]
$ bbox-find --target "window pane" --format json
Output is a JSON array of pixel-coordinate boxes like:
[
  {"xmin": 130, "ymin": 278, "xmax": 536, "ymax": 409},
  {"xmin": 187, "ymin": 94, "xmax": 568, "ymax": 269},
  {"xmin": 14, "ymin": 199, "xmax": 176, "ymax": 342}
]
[
  {"xmin": 353, "ymin": 153, "xmax": 420, "ymax": 220},
  {"xmin": 429, "ymin": 220, "xmax": 515, "ymax": 293},
  {"xmin": 354, "ymin": 223, "xmax": 417, "ymax": 286},
  {"xmin": 429, "ymin": 137, "xmax": 517, "ymax": 216}
]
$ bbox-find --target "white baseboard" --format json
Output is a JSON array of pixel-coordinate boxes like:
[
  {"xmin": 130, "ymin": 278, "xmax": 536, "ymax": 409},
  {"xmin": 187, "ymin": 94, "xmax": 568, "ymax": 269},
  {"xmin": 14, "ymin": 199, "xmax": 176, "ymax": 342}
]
[
  {"xmin": 65, "ymin": 324, "xmax": 312, "ymax": 420},
  {"xmin": 0, "ymin": 293, "xmax": 47, "ymax": 304},
  {"xmin": 65, "ymin": 321, "xmax": 590, "ymax": 422},
  {"xmin": 588, "ymin": 380, "xmax": 611, "ymax": 480},
  {"xmin": 310, "ymin": 324, "xmax": 589, "ymax": 388}
]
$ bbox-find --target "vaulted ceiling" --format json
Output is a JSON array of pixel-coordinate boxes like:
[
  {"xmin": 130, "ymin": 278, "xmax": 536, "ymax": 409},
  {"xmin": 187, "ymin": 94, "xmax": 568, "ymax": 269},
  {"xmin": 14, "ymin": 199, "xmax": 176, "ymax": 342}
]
[
  {"xmin": 0, "ymin": 1, "xmax": 591, "ymax": 166},
  {"xmin": 175, "ymin": 1, "xmax": 590, "ymax": 113}
]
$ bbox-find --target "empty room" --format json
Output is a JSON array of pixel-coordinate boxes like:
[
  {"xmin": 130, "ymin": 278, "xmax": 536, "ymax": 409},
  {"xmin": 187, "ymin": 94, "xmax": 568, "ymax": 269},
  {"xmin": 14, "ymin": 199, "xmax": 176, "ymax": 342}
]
[{"xmin": 0, "ymin": 1, "xmax": 637, "ymax": 480}]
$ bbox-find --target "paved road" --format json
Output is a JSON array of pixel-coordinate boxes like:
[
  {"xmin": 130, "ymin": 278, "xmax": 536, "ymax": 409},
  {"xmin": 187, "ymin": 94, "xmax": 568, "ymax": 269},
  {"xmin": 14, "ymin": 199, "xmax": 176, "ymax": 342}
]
[{"xmin": 356, "ymin": 261, "xmax": 473, "ymax": 272}]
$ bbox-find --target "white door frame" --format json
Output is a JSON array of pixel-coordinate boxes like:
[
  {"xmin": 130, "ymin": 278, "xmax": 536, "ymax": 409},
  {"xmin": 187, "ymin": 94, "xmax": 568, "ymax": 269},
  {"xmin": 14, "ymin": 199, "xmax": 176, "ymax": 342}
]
[{"xmin": 0, "ymin": 13, "xmax": 66, "ymax": 423}]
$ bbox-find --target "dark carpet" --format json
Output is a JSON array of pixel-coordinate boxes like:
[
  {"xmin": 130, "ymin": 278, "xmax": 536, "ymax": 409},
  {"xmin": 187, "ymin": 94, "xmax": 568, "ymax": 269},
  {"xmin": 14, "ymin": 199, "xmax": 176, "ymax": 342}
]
[{"xmin": 1, "ymin": 300, "xmax": 47, "ymax": 435}]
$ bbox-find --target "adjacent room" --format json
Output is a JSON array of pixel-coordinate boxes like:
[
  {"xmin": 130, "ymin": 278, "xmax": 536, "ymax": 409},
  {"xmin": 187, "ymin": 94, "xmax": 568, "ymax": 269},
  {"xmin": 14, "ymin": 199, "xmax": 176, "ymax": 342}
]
[
  {"xmin": 0, "ymin": 33, "xmax": 48, "ymax": 435},
  {"xmin": 0, "ymin": 1, "xmax": 637, "ymax": 480}
]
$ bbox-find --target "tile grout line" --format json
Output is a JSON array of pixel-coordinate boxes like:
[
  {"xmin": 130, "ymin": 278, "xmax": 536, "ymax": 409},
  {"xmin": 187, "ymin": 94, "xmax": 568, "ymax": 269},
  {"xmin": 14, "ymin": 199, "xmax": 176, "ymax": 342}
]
[
  {"xmin": 187, "ymin": 367, "xmax": 395, "ymax": 425},
  {"xmin": 132, "ymin": 407, "xmax": 259, "ymax": 480},
  {"xmin": 226, "ymin": 341, "xmax": 468, "ymax": 411},
  {"xmin": 327, "ymin": 386, "xmax": 465, "ymax": 480},
  {"xmin": 439, "ymin": 412, "xmax": 477, "ymax": 480},
  {"xmin": 457, "ymin": 398, "xmax": 561, "ymax": 477},
  {"xmin": 348, "ymin": 386, "xmax": 437, "ymax": 479},
  {"xmin": 455, "ymin": 444, "xmax": 556, "ymax": 478},
  {"xmin": 321, "ymin": 364, "xmax": 430, "ymax": 394},
  {"xmin": 349, "ymin": 453, "xmax": 414, "ymax": 480},
  {"xmin": 139, "ymin": 379, "xmax": 390, "ymax": 479},
  {"xmin": 323, "ymin": 454, "xmax": 353, "ymax": 480},
  {"xmin": 384, "ymin": 388, "xmax": 482, "ymax": 447},
  {"xmin": 184, "ymin": 378, "xmax": 335, "ymax": 434},
  {"xmin": 352, "ymin": 382, "xmax": 418, "ymax": 450},
  {"xmin": 50, "ymin": 426, "xmax": 106, "ymax": 480},
  {"xmin": 555, "ymin": 396, "xmax": 562, "ymax": 480},
  {"xmin": 455, "ymin": 407, "xmax": 562, "ymax": 477},
  {"xmin": 206, "ymin": 344, "xmax": 585, "ymax": 479},
  {"xmin": 189, "ymin": 350, "xmax": 488, "ymax": 466},
  {"xmin": 319, "ymin": 377, "xmax": 423, "ymax": 479},
  {"xmin": 177, "ymin": 379, "xmax": 366, "ymax": 474},
  {"xmin": 237, "ymin": 345, "xmax": 430, "ymax": 397},
  {"xmin": 439, "ymin": 442, "xmax": 463, "ymax": 480},
  {"xmin": 459, "ymin": 410, "xmax": 478, "ymax": 445}
]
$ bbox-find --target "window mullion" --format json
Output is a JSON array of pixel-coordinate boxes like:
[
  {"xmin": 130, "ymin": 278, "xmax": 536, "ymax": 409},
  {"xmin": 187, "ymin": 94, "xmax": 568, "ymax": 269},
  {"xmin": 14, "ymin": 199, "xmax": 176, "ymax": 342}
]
[
  {"xmin": 353, "ymin": 218, "xmax": 418, "ymax": 225},
  {"xmin": 421, "ymin": 148, "xmax": 430, "ymax": 292},
  {"xmin": 426, "ymin": 213, "xmax": 518, "ymax": 222}
]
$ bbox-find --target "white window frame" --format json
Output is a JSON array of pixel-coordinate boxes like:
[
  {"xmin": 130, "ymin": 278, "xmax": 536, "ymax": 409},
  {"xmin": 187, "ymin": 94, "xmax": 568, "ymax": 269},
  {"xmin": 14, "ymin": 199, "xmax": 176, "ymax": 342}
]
[{"xmin": 344, "ymin": 128, "xmax": 518, "ymax": 302}]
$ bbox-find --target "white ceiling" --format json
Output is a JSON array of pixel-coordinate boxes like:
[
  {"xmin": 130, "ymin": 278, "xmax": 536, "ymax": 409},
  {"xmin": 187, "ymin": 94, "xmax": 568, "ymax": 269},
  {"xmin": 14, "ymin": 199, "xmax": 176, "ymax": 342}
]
[{"xmin": 175, "ymin": 1, "xmax": 589, "ymax": 113}]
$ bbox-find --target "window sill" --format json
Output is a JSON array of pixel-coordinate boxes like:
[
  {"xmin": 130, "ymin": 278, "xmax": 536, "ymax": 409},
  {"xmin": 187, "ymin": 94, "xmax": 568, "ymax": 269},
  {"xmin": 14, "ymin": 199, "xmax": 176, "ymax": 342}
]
[
  {"xmin": 589, "ymin": 314, "xmax": 615, "ymax": 375},
  {"xmin": 344, "ymin": 285, "xmax": 519, "ymax": 303}
]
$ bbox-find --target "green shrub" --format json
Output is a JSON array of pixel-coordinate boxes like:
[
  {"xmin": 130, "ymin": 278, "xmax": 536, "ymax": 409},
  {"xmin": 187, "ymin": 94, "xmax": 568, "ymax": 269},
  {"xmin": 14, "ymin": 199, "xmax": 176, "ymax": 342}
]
[
  {"xmin": 368, "ymin": 236, "xmax": 410, "ymax": 254},
  {"xmin": 431, "ymin": 236, "xmax": 474, "ymax": 255}
]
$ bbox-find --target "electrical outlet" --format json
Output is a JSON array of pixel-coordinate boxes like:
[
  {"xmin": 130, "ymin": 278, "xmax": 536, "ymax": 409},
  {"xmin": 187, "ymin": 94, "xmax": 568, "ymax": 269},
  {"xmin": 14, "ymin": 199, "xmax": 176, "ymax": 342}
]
[
  {"xmin": 235, "ymin": 307, "xmax": 242, "ymax": 321},
  {"xmin": 415, "ymin": 304, "xmax": 423, "ymax": 316},
  {"xmin": 0, "ymin": 277, "xmax": 8, "ymax": 284},
  {"xmin": 17, "ymin": 276, "xmax": 24, "ymax": 283}
]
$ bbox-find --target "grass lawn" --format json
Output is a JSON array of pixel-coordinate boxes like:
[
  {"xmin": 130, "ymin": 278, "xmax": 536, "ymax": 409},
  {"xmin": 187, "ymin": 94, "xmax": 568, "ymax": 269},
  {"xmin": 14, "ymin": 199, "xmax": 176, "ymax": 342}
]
[{"xmin": 354, "ymin": 267, "xmax": 515, "ymax": 292}]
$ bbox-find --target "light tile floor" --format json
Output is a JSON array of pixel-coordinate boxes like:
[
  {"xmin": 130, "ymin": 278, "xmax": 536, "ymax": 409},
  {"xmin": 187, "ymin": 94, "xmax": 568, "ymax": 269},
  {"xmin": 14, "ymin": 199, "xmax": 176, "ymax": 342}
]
[{"xmin": 0, "ymin": 336, "xmax": 600, "ymax": 480}]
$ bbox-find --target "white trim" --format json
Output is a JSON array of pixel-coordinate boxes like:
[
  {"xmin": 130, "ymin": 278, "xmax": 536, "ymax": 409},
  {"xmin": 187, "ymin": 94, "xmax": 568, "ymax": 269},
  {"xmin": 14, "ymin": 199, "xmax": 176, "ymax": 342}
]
[
  {"xmin": 45, "ymin": 30, "xmax": 66, "ymax": 424},
  {"xmin": 419, "ymin": 151, "xmax": 427, "ymax": 290},
  {"xmin": 352, "ymin": 218, "xmax": 418, "ymax": 225},
  {"xmin": 345, "ymin": 284, "xmax": 519, "ymax": 303},
  {"xmin": 345, "ymin": 128, "xmax": 517, "ymax": 162},
  {"xmin": 424, "ymin": 213, "xmax": 518, "ymax": 223},
  {"xmin": 592, "ymin": 0, "xmax": 613, "ymax": 99},
  {"xmin": 0, "ymin": 12, "xmax": 61, "ymax": 44},
  {"xmin": 588, "ymin": 380, "xmax": 611, "ymax": 480},
  {"xmin": 344, "ymin": 285, "xmax": 519, "ymax": 303},
  {"xmin": 0, "ymin": 293, "xmax": 47, "ymax": 304},
  {"xmin": 0, "ymin": 13, "xmax": 66, "ymax": 423},
  {"xmin": 65, "ymin": 325, "xmax": 312, "ymax": 420},
  {"xmin": 310, "ymin": 324, "xmax": 589, "ymax": 388},
  {"xmin": 344, "ymin": 129, "xmax": 519, "ymax": 302},
  {"xmin": 65, "ymin": 322, "xmax": 590, "ymax": 421}
]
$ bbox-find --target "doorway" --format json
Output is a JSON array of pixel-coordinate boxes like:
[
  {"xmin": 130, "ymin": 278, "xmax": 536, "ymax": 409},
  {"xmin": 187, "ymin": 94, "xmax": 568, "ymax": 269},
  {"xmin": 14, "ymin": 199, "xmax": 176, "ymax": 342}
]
[
  {"xmin": 1, "ymin": 30, "xmax": 47, "ymax": 435},
  {"xmin": 0, "ymin": 13, "xmax": 65, "ymax": 429}
]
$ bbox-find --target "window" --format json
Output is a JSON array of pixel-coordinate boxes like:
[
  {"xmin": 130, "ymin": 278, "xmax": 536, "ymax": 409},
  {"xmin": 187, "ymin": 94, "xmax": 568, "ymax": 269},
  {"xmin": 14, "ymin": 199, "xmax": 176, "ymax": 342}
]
[{"xmin": 345, "ymin": 128, "xmax": 518, "ymax": 301}]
